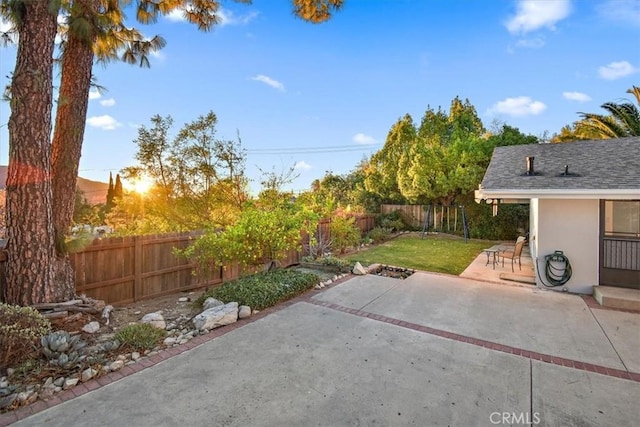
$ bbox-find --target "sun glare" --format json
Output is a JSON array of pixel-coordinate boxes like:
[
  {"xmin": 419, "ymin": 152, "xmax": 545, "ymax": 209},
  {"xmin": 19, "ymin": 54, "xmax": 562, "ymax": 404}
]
[{"xmin": 132, "ymin": 176, "xmax": 153, "ymax": 194}]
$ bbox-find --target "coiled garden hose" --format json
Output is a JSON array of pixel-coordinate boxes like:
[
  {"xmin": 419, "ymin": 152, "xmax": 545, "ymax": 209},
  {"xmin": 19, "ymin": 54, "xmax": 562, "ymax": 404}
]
[{"xmin": 536, "ymin": 250, "xmax": 572, "ymax": 287}]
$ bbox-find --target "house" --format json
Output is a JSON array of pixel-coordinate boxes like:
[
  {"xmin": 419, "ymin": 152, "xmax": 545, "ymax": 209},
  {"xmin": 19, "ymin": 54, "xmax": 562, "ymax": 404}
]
[{"xmin": 475, "ymin": 137, "xmax": 640, "ymax": 294}]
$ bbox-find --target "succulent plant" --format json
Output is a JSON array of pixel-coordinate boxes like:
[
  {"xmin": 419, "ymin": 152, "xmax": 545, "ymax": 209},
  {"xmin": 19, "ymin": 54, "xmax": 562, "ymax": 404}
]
[{"xmin": 40, "ymin": 331, "xmax": 88, "ymax": 369}]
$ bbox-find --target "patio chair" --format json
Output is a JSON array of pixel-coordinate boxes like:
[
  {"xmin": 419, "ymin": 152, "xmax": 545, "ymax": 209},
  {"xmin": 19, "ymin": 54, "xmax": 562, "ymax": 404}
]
[{"xmin": 500, "ymin": 236, "xmax": 526, "ymax": 272}]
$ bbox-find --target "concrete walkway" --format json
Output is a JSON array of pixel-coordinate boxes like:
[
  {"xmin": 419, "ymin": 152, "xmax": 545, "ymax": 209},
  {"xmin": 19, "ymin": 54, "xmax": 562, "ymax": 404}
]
[{"xmin": 4, "ymin": 273, "xmax": 639, "ymax": 426}]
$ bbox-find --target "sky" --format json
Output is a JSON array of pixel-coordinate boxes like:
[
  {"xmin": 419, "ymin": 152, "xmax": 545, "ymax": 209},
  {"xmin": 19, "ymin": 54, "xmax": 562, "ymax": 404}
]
[{"xmin": 0, "ymin": 0, "xmax": 639, "ymax": 193}]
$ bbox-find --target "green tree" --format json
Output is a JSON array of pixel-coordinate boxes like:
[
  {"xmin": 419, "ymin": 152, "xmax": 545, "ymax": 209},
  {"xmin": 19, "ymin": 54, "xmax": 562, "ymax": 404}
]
[
  {"xmin": 105, "ymin": 172, "xmax": 115, "ymax": 211},
  {"xmin": 115, "ymin": 111, "xmax": 248, "ymax": 233},
  {"xmin": 1, "ymin": 0, "xmax": 344, "ymax": 305},
  {"xmin": 577, "ymin": 86, "xmax": 640, "ymax": 139},
  {"xmin": 365, "ymin": 114, "xmax": 416, "ymax": 203},
  {"xmin": 3, "ymin": 0, "xmax": 59, "ymax": 305},
  {"xmin": 395, "ymin": 98, "xmax": 489, "ymax": 205},
  {"xmin": 553, "ymin": 86, "xmax": 640, "ymax": 142}
]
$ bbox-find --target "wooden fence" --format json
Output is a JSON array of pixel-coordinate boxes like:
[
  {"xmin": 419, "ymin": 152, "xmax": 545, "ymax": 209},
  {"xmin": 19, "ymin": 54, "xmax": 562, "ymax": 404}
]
[
  {"xmin": 0, "ymin": 215, "xmax": 375, "ymax": 305},
  {"xmin": 381, "ymin": 204, "xmax": 467, "ymax": 233}
]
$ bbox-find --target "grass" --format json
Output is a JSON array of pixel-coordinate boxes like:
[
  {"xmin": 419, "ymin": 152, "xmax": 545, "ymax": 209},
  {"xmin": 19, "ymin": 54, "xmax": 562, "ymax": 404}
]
[{"xmin": 344, "ymin": 233, "xmax": 496, "ymax": 275}]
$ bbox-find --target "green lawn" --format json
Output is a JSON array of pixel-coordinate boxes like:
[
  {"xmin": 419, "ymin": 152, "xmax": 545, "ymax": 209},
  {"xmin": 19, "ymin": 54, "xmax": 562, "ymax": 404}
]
[{"xmin": 344, "ymin": 234, "xmax": 496, "ymax": 275}]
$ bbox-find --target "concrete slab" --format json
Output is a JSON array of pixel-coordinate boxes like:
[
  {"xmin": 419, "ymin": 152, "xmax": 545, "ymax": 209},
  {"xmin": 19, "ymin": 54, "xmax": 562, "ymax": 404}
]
[
  {"xmin": 311, "ymin": 273, "xmax": 401, "ymax": 310},
  {"xmin": 590, "ymin": 308, "xmax": 640, "ymax": 373},
  {"xmin": 532, "ymin": 360, "xmax": 640, "ymax": 426},
  {"xmin": 15, "ymin": 302, "xmax": 530, "ymax": 427},
  {"xmin": 460, "ymin": 247, "xmax": 535, "ymax": 287},
  {"xmin": 317, "ymin": 272, "xmax": 627, "ymax": 370}
]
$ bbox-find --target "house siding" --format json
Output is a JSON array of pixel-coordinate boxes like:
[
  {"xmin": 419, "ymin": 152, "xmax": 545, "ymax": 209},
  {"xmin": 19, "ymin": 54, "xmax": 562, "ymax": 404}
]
[{"xmin": 534, "ymin": 199, "xmax": 599, "ymax": 294}]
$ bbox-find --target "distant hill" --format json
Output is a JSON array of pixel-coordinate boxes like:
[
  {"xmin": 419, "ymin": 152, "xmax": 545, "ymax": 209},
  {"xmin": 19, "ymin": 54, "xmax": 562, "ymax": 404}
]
[{"xmin": 0, "ymin": 165, "xmax": 108, "ymax": 205}]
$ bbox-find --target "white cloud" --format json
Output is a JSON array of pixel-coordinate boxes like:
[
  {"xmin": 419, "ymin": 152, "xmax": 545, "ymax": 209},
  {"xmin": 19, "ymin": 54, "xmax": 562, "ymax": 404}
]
[
  {"xmin": 597, "ymin": 0, "xmax": 640, "ymax": 27},
  {"xmin": 294, "ymin": 161, "xmax": 312, "ymax": 170},
  {"xmin": 218, "ymin": 9, "xmax": 259, "ymax": 26},
  {"xmin": 100, "ymin": 98, "xmax": 116, "ymax": 107},
  {"xmin": 505, "ymin": 0, "xmax": 572, "ymax": 34},
  {"xmin": 86, "ymin": 115, "xmax": 122, "ymax": 130},
  {"xmin": 251, "ymin": 74, "xmax": 285, "ymax": 91},
  {"xmin": 88, "ymin": 89, "xmax": 101, "ymax": 100},
  {"xmin": 515, "ymin": 36, "xmax": 545, "ymax": 49},
  {"xmin": 165, "ymin": 9, "xmax": 185, "ymax": 22},
  {"xmin": 165, "ymin": 7, "xmax": 258, "ymax": 26},
  {"xmin": 562, "ymin": 91, "xmax": 591, "ymax": 102},
  {"xmin": 598, "ymin": 61, "xmax": 638, "ymax": 80},
  {"xmin": 488, "ymin": 96, "xmax": 547, "ymax": 117},
  {"xmin": 353, "ymin": 133, "xmax": 377, "ymax": 145}
]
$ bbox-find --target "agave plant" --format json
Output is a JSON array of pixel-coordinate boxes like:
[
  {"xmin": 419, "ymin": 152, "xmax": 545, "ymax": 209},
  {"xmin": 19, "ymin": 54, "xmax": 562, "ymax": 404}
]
[{"xmin": 40, "ymin": 331, "xmax": 88, "ymax": 369}]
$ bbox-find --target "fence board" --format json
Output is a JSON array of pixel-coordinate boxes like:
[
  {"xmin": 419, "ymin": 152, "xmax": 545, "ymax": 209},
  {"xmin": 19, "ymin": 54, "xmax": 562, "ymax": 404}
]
[{"xmin": 0, "ymin": 215, "xmax": 375, "ymax": 306}]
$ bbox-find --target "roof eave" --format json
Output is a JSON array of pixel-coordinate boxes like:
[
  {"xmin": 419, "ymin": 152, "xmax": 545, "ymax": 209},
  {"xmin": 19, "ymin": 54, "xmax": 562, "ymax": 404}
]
[{"xmin": 475, "ymin": 188, "xmax": 640, "ymax": 200}]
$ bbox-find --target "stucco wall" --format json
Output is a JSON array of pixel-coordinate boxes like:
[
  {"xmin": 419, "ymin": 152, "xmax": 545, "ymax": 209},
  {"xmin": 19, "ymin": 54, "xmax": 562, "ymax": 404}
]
[{"xmin": 532, "ymin": 199, "xmax": 599, "ymax": 294}]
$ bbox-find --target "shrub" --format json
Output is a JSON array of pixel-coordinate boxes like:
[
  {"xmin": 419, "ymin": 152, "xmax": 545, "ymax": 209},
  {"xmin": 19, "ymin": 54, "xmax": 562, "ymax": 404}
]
[
  {"xmin": 330, "ymin": 216, "xmax": 361, "ymax": 254},
  {"xmin": 367, "ymin": 226, "xmax": 392, "ymax": 243},
  {"xmin": 0, "ymin": 303, "xmax": 51, "ymax": 371},
  {"xmin": 376, "ymin": 211, "xmax": 408, "ymax": 232},
  {"xmin": 195, "ymin": 269, "xmax": 319, "ymax": 310},
  {"xmin": 115, "ymin": 323, "xmax": 167, "ymax": 351},
  {"xmin": 317, "ymin": 255, "xmax": 350, "ymax": 269},
  {"xmin": 180, "ymin": 200, "xmax": 319, "ymax": 274}
]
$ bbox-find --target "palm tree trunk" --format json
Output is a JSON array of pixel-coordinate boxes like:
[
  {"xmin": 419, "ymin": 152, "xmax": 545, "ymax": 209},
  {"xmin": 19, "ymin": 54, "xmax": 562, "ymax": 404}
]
[
  {"xmin": 4, "ymin": 1, "xmax": 58, "ymax": 305},
  {"xmin": 51, "ymin": 0, "xmax": 99, "ymax": 299}
]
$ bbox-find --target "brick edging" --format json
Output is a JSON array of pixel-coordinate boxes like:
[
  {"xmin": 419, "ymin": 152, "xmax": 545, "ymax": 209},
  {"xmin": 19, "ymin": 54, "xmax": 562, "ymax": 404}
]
[{"xmin": 304, "ymin": 299, "xmax": 640, "ymax": 383}]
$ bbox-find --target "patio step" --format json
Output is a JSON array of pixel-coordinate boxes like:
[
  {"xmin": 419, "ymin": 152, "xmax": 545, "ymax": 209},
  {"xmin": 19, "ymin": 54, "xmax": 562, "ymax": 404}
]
[
  {"xmin": 499, "ymin": 272, "xmax": 536, "ymax": 285},
  {"xmin": 593, "ymin": 286, "xmax": 640, "ymax": 311}
]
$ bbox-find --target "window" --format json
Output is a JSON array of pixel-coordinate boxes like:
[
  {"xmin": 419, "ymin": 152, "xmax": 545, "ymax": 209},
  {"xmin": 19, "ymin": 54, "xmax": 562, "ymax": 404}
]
[{"xmin": 604, "ymin": 201, "xmax": 640, "ymax": 238}]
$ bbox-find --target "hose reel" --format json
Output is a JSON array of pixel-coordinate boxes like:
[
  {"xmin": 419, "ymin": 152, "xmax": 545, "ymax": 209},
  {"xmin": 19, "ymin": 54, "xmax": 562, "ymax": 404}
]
[{"xmin": 538, "ymin": 250, "xmax": 572, "ymax": 287}]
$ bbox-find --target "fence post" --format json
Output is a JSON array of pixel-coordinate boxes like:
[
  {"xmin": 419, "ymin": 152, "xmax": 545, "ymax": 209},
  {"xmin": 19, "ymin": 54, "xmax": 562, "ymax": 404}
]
[{"xmin": 134, "ymin": 236, "xmax": 142, "ymax": 302}]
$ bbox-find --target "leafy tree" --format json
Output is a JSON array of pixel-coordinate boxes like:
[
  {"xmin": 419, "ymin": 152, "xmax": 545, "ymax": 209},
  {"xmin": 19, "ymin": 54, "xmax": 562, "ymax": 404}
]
[
  {"xmin": 577, "ymin": 86, "xmax": 640, "ymax": 139},
  {"xmin": 114, "ymin": 112, "xmax": 248, "ymax": 233},
  {"xmin": 105, "ymin": 172, "xmax": 115, "ymax": 211},
  {"xmin": 3, "ymin": 0, "xmax": 59, "ymax": 305},
  {"xmin": 488, "ymin": 124, "xmax": 538, "ymax": 147},
  {"xmin": 396, "ymin": 98, "xmax": 490, "ymax": 205},
  {"xmin": 113, "ymin": 173, "xmax": 123, "ymax": 199},
  {"xmin": 552, "ymin": 86, "xmax": 640, "ymax": 142},
  {"xmin": 365, "ymin": 114, "xmax": 416, "ymax": 203},
  {"xmin": 1, "ymin": 0, "xmax": 344, "ymax": 305},
  {"xmin": 72, "ymin": 189, "xmax": 101, "ymax": 226}
]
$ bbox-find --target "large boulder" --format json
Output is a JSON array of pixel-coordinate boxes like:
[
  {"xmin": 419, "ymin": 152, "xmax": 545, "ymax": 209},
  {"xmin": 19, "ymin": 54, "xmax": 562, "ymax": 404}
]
[
  {"xmin": 193, "ymin": 302, "xmax": 239, "ymax": 331},
  {"xmin": 202, "ymin": 297, "xmax": 225, "ymax": 311},
  {"xmin": 141, "ymin": 312, "xmax": 166, "ymax": 330},
  {"xmin": 352, "ymin": 262, "xmax": 367, "ymax": 275}
]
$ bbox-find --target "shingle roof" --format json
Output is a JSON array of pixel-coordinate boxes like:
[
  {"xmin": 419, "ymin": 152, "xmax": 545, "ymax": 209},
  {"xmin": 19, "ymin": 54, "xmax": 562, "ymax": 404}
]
[{"xmin": 480, "ymin": 137, "xmax": 640, "ymax": 191}]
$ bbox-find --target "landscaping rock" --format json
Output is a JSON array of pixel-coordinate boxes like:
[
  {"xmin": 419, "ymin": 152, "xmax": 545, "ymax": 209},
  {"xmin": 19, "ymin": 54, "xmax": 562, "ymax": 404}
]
[
  {"xmin": 131, "ymin": 352, "xmax": 141, "ymax": 361},
  {"xmin": 178, "ymin": 297, "xmax": 190, "ymax": 303},
  {"xmin": 141, "ymin": 312, "xmax": 166, "ymax": 330},
  {"xmin": 17, "ymin": 391, "xmax": 37, "ymax": 405},
  {"xmin": 0, "ymin": 393, "xmax": 17, "ymax": 410},
  {"xmin": 352, "ymin": 262, "xmax": 367, "ymax": 275},
  {"xmin": 238, "ymin": 305, "xmax": 251, "ymax": 319},
  {"xmin": 82, "ymin": 321, "xmax": 101, "ymax": 334},
  {"xmin": 163, "ymin": 337, "xmax": 177, "ymax": 346},
  {"xmin": 202, "ymin": 297, "xmax": 224, "ymax": 310},
  {"xmin": 193, "ymin": 302, "xmax": 238, "ymax": 331},
  {"xmin": 81, "ymin": 368, "xmax": 98, "ymax": 382},
  {"xmin": 109, "ymin": 361, "xmax": 124, "ymax": 372},
  {"xmin": 63, "ymin": 378, "xmax": 79, "ymax": 390}
]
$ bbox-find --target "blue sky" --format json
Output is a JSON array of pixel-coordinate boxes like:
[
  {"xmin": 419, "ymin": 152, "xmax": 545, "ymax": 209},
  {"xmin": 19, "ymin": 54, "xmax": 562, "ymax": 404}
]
[{"xmin": 0, "ymin": 0, "xmax": 639, "ymax": 193}]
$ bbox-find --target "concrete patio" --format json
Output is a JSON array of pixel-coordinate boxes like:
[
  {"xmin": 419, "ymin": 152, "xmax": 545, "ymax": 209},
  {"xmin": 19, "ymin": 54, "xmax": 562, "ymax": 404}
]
[{"xmin": 5, "ymin": 272, "xmax": 638, "ymax": 427}]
